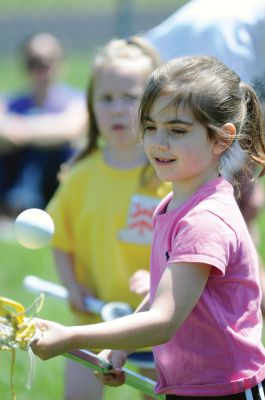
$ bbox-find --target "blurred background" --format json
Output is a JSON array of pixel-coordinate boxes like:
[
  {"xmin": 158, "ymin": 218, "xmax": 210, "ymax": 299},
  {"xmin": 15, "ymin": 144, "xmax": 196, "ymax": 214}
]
[{"xmin": 0, "ymin": 0, "xmax": 188, "ymax": 91}]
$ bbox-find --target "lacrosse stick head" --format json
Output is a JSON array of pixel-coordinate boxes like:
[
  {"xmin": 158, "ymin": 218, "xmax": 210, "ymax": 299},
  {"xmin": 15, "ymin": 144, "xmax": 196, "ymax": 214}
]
[
  {"xmin": 0, "ymin": 294, "xmax": 44, "ymax": 350},
  {"xmin": 101, "ymin": 301, "xmax": 133, "ymax": 321},
  {"xmin": 0, "ymin": 294, "xmax": 44, "ymax": 398}
]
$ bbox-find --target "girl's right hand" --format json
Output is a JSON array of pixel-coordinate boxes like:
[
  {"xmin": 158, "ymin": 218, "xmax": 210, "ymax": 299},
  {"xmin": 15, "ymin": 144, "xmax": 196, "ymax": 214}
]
[
  {"xmin": 31, "ymin": 318, "xmax": 71, "ymax": 360},
  {"xmin": 95, "ymin": 349, "xmax": 127, "ymax": 387},
  {"xmin": 129, "ymin": 269, "xmax": 150, "ymax": 296}
]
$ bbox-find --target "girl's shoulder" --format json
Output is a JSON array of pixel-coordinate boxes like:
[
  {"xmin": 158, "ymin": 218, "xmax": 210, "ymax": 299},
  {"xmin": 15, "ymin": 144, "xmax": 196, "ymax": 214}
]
[
  {"xmin": 59, "ymin": 150, "xmax": 102, "ymax": 189},
  {"xmin": 66, "ymin": 150, "xmax": 102, "ymax": 176}
]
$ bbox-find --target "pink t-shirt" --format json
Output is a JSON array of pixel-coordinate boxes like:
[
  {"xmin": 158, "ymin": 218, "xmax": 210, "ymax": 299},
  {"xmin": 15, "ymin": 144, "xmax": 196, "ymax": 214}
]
[{"xmin": 150, "ymin": 176, "xmax": 265, "ymax": 396}]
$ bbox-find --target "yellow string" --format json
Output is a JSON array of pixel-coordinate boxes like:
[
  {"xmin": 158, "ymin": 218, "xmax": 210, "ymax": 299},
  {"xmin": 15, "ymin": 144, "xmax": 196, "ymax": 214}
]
[{"xmin": 11, "ymin": 348, "xmax": 16, "ymax": 400}]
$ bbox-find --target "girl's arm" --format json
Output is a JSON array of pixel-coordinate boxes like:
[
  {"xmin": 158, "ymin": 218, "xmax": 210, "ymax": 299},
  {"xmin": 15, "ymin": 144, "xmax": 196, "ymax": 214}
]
[
  {"xmin": 53, "ymin": 248, "xmax": 93, "ymax": 312},
  {"xmin": 94, "ymin": 292, "xmax": 151, "ymax": 386},
  {"xmin": 134, "ymin": 292, "xmax": 150, "ymax": 313},
  {"xmin": 0, "ymin": 99, "xmax": 87, "ymax": 146},
  {"xmin": 32, "ymin": 261, "xmax": 211, "ymax": 360}
]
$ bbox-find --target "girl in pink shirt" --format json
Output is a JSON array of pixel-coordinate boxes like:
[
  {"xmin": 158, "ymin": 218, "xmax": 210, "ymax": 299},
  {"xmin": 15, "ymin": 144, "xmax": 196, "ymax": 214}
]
[{"xmin": 32, "ymin": 55, "xmax": 265, "ymax": 399}]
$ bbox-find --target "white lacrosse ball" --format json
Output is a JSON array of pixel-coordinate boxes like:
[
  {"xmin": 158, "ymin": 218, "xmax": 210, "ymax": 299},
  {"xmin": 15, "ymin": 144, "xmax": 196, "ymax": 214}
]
[{"xmin": 14, "ymin": 208, "xmax": 54, "ymax": 249}]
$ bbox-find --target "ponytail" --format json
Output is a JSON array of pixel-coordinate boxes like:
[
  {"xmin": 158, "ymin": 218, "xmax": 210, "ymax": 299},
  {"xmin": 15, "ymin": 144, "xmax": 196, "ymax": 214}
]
[{"xmin": 238, "ymin": 83, "xmax": 265, "ymax": 177}]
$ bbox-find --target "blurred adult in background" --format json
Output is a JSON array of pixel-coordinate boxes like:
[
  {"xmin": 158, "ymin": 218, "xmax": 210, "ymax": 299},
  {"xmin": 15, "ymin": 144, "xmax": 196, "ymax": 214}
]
[
  {"xmin": 144, "ymin": 0, "xmax": 265, "ymax": 92},
  {"xmin": 0, "ymin": 32, "xmax": 87, "ymax": 216},
  {"xmin": 143, "ymin": 0, "xmax": 265, "ymax": 311}
]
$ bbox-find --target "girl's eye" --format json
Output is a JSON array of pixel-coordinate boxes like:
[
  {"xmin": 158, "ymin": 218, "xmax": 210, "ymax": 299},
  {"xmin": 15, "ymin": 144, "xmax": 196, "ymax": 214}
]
[
  {"xmin": 143, "ymin": 125, "xmax": 156, "ymax": 133},
  {"xmin": 122, "ymin": 94, "xmax": 138, "ymax": 102},
  {"xmin": 101, "ymin": 94, "xmax": 113, "ymax": 103},
  {"xmin": 169, "ymin": 128, "xmax": 186, "ymax": 135}
]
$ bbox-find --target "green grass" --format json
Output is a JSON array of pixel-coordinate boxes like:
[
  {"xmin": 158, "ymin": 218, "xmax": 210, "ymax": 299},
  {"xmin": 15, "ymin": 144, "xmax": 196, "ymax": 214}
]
[
  {"xmin": 0, "ymin": 52, "xmax": 91, "ymax": 93},
  {"xmin": 0, "ymin": 0, "xmax": 187, "ymax": 12},
  {"xmin": 0, "ymin": 240, "xmax": 142, "ymax": 399}
]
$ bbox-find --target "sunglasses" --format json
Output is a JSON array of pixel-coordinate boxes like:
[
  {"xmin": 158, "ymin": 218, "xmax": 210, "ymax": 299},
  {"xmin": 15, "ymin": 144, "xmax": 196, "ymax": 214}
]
[{"xmin": 25, "ymin": 57, "xmax": 51, "ymax": 71}]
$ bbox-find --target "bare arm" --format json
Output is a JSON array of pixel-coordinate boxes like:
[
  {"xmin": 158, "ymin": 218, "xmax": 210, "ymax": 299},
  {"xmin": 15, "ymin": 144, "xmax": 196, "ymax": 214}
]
[
  {"xmin": 134, "ymin": 292, "xmax": 150, "ymax": 313},
  {"xmin": 32, "ymin": 261, "xmax": 211, "ymax": 359},
  {"xmin": 53, "ymin": 248, "xmax": 93, "ymax": 312},
  {"xmin": 0, "ymin": 99, "xmax": 87, "ymax": 147}
]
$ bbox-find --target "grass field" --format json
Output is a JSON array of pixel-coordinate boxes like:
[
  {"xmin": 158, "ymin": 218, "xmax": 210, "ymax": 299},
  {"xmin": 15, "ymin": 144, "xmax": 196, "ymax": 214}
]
[
  {"xmin": 0, "ymin": 0, "xmax": 187, "ymax": 12},
  {"xmin": 0, "ymin": 52, "xmax": 92, "ymax": 93}
]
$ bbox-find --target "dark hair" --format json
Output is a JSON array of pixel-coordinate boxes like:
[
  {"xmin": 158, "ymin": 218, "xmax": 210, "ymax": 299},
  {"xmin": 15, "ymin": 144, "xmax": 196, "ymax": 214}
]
[
  {"xmin": 139, "ymin": 55, "xmax": 265, "ymax": 180},
  {"xmin": 21, "ymin": 32, "xmax": 63, "ymax": 68}
]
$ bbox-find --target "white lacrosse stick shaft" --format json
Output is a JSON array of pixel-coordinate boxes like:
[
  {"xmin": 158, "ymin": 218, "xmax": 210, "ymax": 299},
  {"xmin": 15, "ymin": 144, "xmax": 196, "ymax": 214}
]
[{"xmin": 23, "ymin": 275, "xmax": 132, "ymax": 317}]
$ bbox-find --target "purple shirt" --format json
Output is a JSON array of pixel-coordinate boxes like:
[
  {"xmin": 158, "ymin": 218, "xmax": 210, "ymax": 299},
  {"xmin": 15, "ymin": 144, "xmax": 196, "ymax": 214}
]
[
  {"xmin": 7, "ymin": 84, "xmax": 84, "ymax": 115},
  {"xmin": 150, "ymin": 176, "xmax": 265, "ymax": 396}
]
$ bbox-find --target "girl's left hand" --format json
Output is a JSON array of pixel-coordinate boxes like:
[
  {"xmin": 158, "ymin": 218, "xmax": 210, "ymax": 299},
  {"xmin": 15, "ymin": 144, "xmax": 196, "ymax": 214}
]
[
  {"xmin": 95, "ymin": 349, "xmax": 126, "ymax": 387},
  {"xmin": 31, "ymin": 318, "xmax": 72, "ymax": 360}
]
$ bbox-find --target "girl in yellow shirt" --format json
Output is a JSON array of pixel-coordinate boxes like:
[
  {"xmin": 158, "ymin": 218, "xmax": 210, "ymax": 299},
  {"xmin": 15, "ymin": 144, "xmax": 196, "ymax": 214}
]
[{"xmin": 47, "ymin": 37, "xmax": 169, "ymax": 400}]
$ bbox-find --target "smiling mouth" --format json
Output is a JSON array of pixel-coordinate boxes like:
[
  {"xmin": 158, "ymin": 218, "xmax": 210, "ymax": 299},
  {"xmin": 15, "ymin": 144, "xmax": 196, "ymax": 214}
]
[{"xmin": 154, "ymin": 157, "xmax": 175, "ymax": 164}]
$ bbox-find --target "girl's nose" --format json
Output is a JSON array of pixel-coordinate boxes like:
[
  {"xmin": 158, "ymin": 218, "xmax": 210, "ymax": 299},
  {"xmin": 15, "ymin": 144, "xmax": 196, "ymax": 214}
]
[
  {"xmin": 111, "ymin": 99, "xmax": 126, "ymax": 114},
  {"xmin": 155, "ymin": 131, "xmax": 169, "ymax": 150}
]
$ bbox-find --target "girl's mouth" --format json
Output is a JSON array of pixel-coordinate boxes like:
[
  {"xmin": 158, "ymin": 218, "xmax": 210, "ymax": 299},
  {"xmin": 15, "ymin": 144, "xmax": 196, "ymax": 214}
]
[
  {"xmin": 112, "ymin": 124, "xmax": 126, "ymax": 131},
  {"xmin": 154, "ymin": 157, "xmax": 175, "ymax": 164}
]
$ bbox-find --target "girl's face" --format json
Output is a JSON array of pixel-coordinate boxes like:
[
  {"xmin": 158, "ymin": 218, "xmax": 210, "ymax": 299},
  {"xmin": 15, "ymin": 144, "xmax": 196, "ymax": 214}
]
[
  {"xmin": 93, "ymin": 60, "xmax": 149, "ymax": 151},
  {"xmin": 143, "ymin": 96, "xmax": 220, "ymax": 186}
]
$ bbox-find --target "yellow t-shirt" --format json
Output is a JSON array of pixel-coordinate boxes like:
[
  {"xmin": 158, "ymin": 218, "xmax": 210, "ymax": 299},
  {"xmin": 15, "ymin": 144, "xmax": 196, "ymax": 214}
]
[{"xmin": 47, "ymin": 150, "xmax": 170, "ymax": 324}]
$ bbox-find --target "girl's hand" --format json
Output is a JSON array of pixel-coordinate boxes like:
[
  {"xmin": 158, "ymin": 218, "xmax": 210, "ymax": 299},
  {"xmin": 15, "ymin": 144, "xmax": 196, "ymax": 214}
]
[
  {"xmin": 67, "ymin": 282, "xmax": 94, "ymax": 313},
  {"xmin": 95, "ymin": 349, "xmax": 127, "ymax": 387},
  {"xmin": 31, "ymin": 318, "xmax": 72, "ymax": 360},
  {"xmin": 129, "ymin": 269, "xmax": 150, "ymax": 296}
]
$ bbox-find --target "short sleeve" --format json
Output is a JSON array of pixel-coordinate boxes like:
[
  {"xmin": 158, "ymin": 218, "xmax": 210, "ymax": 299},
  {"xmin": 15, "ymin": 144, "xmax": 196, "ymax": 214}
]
[
  {"xmin": 46, "ymin": 180, "xmax": 74, "ymax": 253},
  {"xmin": 169, "ymin": 210, "xmax": 238, "ymax": 276}
]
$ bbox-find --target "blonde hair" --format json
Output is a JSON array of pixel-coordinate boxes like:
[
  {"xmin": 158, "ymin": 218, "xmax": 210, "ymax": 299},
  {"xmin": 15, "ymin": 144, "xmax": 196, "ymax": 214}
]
[
  {"xmin": 80, "ymin": 36, "xmax": 160, "ymax": 160},
  {"xmin": 61, "ymin": 37, "xmax": 161, "ymax": 186}
]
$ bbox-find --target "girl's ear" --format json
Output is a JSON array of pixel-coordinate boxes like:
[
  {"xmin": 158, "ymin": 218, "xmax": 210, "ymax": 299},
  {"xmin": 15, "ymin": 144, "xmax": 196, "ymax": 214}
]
[{"xmin": 213, "ymin": 123, "xmax": 236, "ymax": 155}]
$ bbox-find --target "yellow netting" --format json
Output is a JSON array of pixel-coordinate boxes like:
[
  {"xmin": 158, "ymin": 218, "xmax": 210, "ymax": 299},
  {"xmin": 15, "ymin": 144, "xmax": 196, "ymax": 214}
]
[{"xmin": 0, "ymin": 295, "xmax": 44, "ymax": 400}]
